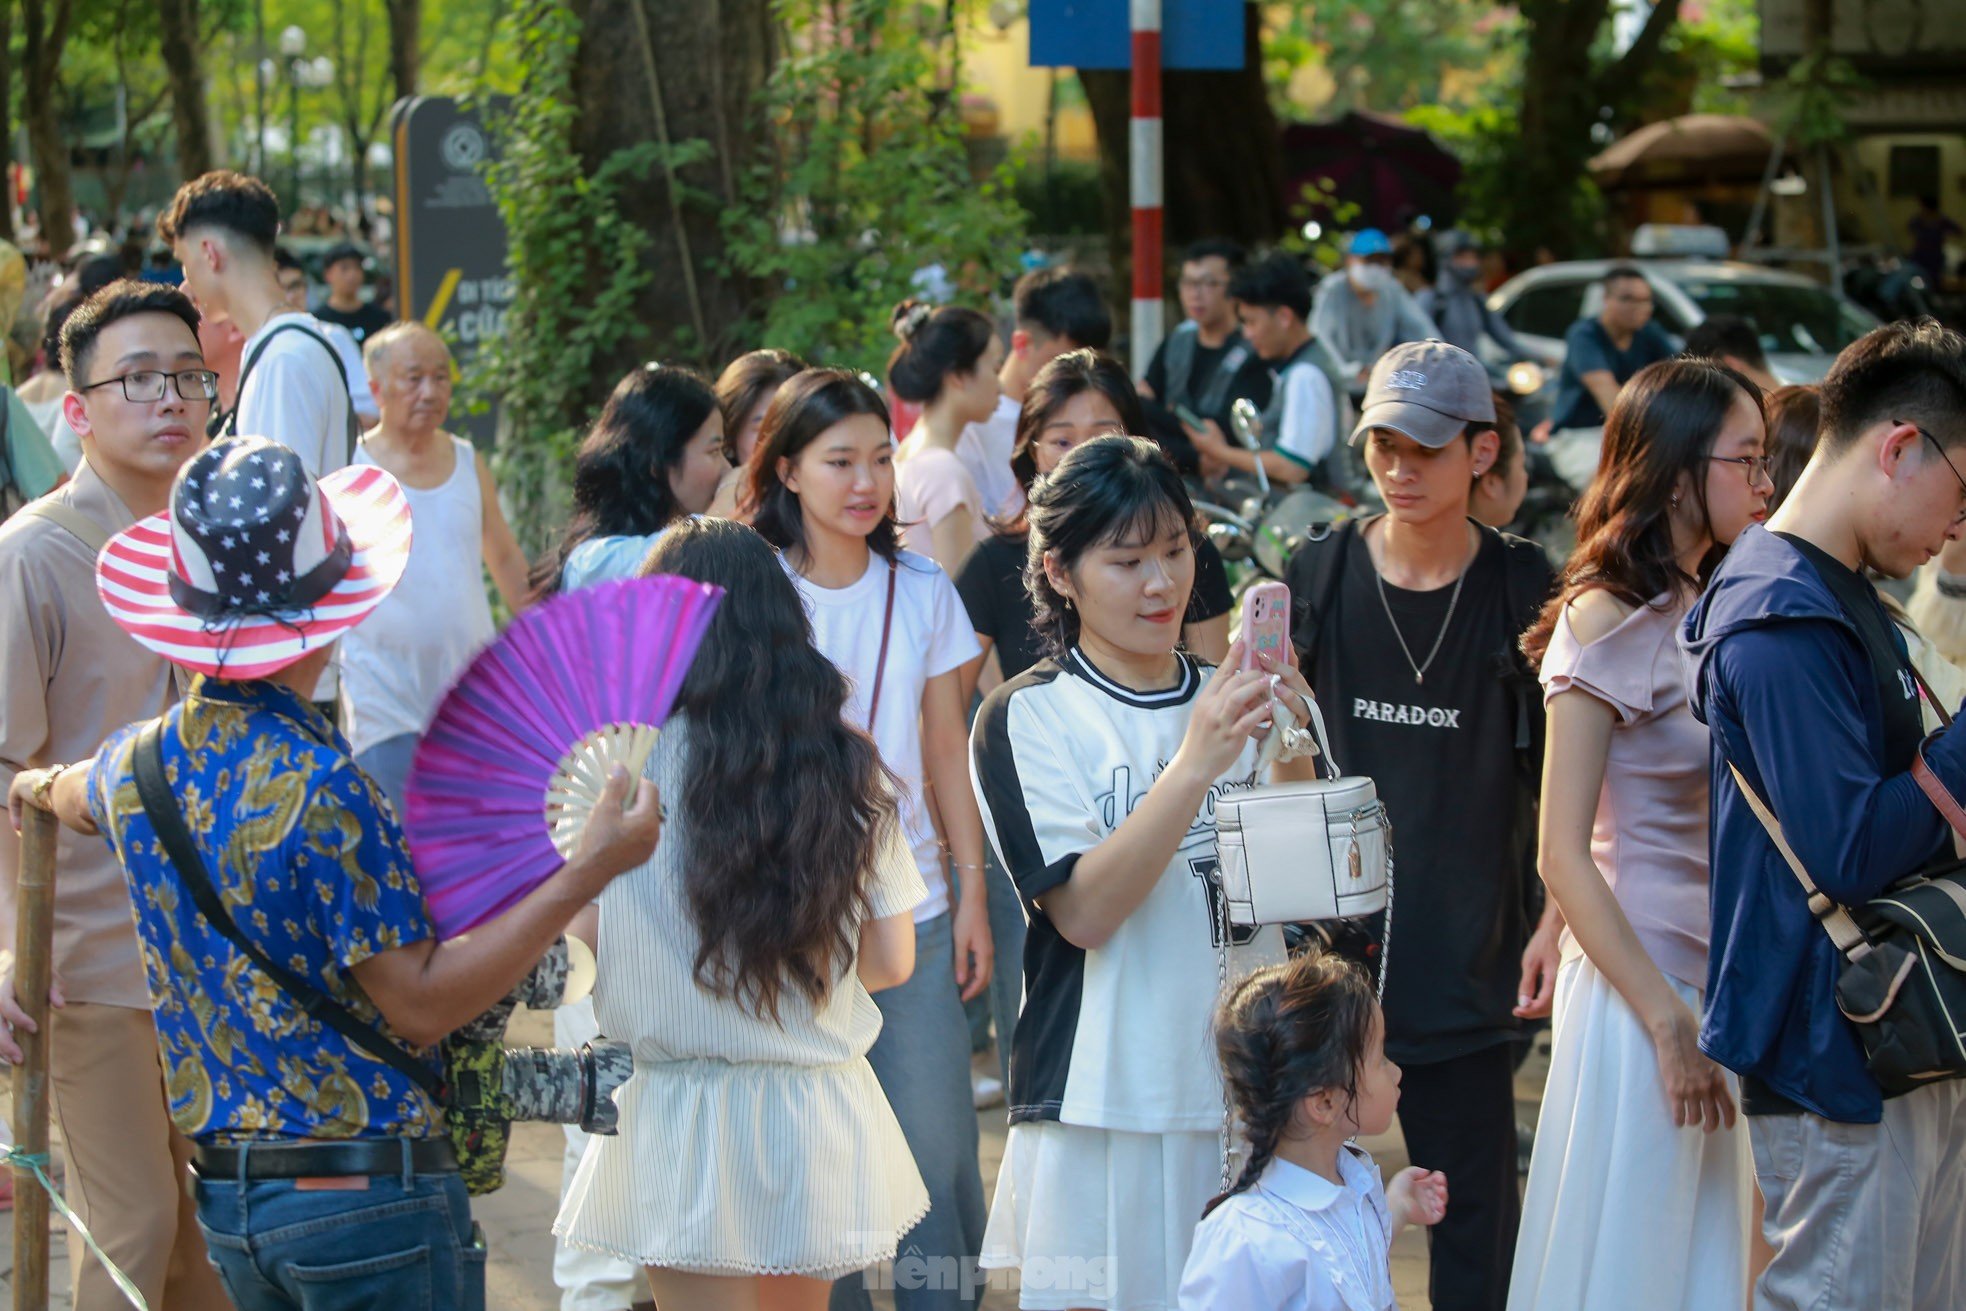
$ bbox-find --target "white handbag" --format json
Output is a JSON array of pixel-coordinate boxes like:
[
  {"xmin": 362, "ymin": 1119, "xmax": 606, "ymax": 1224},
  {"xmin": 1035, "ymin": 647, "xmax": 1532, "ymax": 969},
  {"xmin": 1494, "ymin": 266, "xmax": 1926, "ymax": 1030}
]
[{"xmin": 1213, "ymin": 695, "xmax": 1392, "ymax": 928}]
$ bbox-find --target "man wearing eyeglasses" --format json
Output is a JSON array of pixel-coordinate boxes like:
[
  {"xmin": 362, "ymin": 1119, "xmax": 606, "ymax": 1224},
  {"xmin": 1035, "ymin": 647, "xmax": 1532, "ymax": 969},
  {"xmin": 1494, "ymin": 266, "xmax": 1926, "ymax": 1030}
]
[
  {"xmin": 1138, "ymin": 239, "xmax": 1273, "ymax": 468},
  {"xmin": 1550, "ymin": 265, "xmax": 1677, "ymax": 435},
  {"xmin": 0, "ymin": 281, "xmax": 228, "ymax": 1310},
  {"xmin": 1684, "ymin": 320, "xmax": 1966, "ymax": 1310}
]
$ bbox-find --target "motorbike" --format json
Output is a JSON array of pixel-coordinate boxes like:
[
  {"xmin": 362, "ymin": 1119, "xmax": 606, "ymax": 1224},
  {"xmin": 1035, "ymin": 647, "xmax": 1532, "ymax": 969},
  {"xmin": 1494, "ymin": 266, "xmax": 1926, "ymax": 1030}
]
[{"xmin": 1195, "ymin": 398, "xmax": 1355, "ymax": 592}]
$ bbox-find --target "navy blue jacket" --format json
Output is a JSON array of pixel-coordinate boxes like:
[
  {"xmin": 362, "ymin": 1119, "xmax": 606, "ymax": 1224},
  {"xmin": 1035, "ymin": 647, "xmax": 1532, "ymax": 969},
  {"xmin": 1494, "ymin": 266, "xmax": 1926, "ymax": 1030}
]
[{"xmin": 1682, "ymin": 525, "xmax": 1966, "ymax": 1123}]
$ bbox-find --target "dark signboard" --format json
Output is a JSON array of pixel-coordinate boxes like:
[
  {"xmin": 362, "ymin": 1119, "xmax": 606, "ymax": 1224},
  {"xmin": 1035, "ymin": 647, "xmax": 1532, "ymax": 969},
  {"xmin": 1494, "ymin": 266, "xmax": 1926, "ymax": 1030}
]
[{"xmin": 390, "ymin": 96, "xmax": 512, "ymax": 447}]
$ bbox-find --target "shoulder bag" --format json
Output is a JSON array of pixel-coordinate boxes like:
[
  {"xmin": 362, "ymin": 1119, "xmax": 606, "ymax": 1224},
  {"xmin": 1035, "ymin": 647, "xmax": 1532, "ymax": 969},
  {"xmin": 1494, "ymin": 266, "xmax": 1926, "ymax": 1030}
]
[
  {"xmin": 131, "ymin": 719, "xmax": 450, "ymax": 1106},
  {"xmin": 1730, "ymin": 670, "xmax": 1966, "ymax": 1094},
  {"xmin": 1212, "ymin": 692, "xmax": 1392, "ymax": 931},
  {"xmin": 213, "ymin": 320, "xmax": 361, "ymax": 466}
]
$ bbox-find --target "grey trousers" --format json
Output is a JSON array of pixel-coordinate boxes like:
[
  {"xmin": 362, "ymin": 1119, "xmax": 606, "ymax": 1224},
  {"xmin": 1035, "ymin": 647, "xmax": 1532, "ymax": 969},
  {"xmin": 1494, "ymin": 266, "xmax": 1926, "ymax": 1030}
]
[
  {"xmin": 832, "ymin": 911, "xmax": 987, "ymax": 1309},
  {"xmin": 1750, "ymin": 1080, "xmax": 1966, "ymax": 1310}
]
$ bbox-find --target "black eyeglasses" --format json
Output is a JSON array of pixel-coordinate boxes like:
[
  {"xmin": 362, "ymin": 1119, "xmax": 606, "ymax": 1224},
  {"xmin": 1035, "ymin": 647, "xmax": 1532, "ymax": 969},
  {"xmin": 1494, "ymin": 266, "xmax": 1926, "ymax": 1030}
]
[
  {"xmin": 1909, "ymin": 421, "xmax": 1966, "ymax": 525},
  {"xmin": 78, "ymin": 369, "xmax": 219, "ymax": 404},
  {"xmin": 1709, "ymin": 453, "xmax": 1774, "ymax": 488}
]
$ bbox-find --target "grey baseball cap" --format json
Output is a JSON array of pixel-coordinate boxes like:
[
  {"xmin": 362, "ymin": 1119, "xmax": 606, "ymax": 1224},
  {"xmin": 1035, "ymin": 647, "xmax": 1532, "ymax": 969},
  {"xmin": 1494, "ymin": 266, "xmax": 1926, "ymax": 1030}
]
[{"xmin": 1348, "ymin": 340, "xmax": 1498, "ymax": 449}]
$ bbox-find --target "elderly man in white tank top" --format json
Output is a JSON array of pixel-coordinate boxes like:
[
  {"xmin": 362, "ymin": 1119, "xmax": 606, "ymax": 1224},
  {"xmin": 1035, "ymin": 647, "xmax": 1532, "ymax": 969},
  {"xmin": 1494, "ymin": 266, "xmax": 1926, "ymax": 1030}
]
[{"xmin": 337, "ymin": 322, "xmax": 531, "ymax": 808}]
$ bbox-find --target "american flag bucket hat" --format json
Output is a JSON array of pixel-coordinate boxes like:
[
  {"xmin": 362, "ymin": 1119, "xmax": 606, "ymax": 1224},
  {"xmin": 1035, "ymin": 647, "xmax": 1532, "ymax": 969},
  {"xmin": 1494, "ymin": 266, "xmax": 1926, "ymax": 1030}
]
[{"xmin": 95, "ymin": 435, "xmax": 413, "ymax": 679}]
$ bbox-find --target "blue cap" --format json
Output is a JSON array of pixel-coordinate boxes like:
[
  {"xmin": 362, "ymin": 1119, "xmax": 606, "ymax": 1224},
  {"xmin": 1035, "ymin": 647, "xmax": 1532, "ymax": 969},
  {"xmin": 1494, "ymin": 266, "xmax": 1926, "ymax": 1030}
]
[{"xmin": 1348, "ymin": 229, "xmax": 1392, "ymax": 258}]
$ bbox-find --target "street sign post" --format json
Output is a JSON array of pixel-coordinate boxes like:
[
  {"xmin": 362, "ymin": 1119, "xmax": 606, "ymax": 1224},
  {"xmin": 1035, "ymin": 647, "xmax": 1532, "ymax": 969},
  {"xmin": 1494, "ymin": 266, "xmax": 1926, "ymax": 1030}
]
[
  {"xmin": 1029, "ymin": 0, "xmax": 1246, "ymax": 374},
  {"xmin": 390, "ymin": 96, "xmax": 511, "ymax": 447}
]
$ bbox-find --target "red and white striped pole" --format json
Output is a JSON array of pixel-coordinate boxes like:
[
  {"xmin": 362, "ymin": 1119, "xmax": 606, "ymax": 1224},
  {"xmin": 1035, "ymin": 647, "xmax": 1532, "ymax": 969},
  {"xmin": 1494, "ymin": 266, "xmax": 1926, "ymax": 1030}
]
[{"xmin": 1129, "ymin": 0, "xmax": 1164, "ymax": 378}]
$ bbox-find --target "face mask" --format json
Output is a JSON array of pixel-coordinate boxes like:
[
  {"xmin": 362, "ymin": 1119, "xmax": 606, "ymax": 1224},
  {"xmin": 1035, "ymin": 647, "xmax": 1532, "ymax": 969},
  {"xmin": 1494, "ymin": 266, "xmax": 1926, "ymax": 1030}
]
[
  {"xmin": 1450, "ymin": 262, "xmax": 1482, "ymax": 285},
  {"xmin": 1350, "ymin": 261, "xmax": 1392, "ymax": 292}
]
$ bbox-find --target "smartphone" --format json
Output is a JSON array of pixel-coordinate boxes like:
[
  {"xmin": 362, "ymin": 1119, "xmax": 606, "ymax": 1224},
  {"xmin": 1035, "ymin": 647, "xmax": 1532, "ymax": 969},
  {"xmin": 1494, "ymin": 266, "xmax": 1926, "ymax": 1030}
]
[
  {"xmin": 1241, "ymin": 581, "xmax": 1291, "ymax": 672},
  {"xmin": 1172, "ymin": 402, "xmax": 1208, "ymax": 431}
]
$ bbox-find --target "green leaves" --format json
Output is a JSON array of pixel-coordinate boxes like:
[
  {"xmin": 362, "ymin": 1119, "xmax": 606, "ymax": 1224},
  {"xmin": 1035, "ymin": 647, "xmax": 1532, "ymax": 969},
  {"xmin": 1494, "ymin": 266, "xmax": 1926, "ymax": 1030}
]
[{"xmin": 719, "ymin": 0, "xmax": 1027, "ymax": 375}]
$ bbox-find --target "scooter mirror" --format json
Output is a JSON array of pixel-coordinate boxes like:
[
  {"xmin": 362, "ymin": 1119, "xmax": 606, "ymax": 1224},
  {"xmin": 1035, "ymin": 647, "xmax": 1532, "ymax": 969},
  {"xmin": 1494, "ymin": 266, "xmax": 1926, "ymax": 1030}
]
[{"xmin": 1229, "ymin": 398, "xmax": 1264, "ymax": 451}]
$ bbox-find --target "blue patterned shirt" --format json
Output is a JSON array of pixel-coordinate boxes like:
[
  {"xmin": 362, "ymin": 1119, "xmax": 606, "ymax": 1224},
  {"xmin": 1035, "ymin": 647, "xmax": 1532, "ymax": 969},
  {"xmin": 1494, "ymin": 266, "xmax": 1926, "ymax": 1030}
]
[{"xmin": 88, "ymin": 675, "xmax": 441, "ymax": 1144}]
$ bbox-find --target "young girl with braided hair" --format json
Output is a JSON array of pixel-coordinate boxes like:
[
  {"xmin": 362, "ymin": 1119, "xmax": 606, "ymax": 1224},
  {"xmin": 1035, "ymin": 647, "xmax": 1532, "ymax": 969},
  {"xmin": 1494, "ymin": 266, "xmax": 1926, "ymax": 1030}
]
[{"xmin": 1179, "ymin": 953, "xmax": 1448, "ymax": 1309}]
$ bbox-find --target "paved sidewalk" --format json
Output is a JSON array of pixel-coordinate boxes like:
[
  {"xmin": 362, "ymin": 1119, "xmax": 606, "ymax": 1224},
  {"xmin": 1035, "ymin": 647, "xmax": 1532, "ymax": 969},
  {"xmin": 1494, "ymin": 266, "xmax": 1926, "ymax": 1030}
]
[{"xmin": 0, "ymin": 1009, "xmax": 1550, "ymax": 1308}]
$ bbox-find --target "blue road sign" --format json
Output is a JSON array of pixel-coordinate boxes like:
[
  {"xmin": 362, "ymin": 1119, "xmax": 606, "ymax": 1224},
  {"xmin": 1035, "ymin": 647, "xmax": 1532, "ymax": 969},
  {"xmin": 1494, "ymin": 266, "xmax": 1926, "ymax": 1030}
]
[{"xmin": 1030, "ymin": 0, "xmax": 1247, "ymax": 71}]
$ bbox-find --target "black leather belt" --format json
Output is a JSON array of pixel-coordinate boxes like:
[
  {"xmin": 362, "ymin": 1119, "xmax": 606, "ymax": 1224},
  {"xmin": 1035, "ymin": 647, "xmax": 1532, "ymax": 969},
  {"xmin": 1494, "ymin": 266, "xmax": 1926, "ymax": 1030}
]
[{"xmin": 193, "ymin": 1137, "xmax": 457, "ymax": 1180}]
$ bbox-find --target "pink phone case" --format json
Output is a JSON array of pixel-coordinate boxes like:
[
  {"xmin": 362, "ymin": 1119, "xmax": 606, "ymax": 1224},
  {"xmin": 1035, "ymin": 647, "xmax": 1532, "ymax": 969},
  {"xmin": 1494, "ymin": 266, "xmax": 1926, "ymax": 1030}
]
[{"xmin": 1241, "ymin": 581, "xmax": 1291, "ymax": 672}]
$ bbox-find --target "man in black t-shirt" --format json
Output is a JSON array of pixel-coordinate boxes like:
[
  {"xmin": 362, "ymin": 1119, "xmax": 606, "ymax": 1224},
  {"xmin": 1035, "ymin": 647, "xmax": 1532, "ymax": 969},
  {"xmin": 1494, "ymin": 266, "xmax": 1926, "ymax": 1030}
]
[
  {"xmin": 1139, "ymin": 239, "xmax": 1273, "ymax": 465},
  {"xmin": 312, "ymin": 243, "xmax": 392, "ymax": 344},
  {"xmin": 1287, "ymin": 341, "xmax": 1552, "ymax": 1311}
]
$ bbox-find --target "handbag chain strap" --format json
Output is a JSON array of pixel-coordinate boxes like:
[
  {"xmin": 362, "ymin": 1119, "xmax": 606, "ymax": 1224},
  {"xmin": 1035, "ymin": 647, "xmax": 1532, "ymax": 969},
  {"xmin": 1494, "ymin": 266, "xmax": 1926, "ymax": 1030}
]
[{"xmin": 1217, "ymin": 877, "xmax": 1235, "ymax": 1192}]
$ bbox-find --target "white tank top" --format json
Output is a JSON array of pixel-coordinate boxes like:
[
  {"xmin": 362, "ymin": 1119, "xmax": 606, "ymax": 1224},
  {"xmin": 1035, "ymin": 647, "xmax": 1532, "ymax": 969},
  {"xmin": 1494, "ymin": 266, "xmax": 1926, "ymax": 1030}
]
[{"xmin": 338, "ymin": 435, "xmax": 497, "ymax": 756}]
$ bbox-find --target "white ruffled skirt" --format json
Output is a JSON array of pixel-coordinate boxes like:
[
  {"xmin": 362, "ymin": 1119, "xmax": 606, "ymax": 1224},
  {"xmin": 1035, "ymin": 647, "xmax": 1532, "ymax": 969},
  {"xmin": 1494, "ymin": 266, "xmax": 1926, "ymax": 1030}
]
[
  {"xmin": 1508, "ymin": 955, "xmax": 1753, "ymax": 1311},
  {"xmin": 555, "ymin": 1054, "xmax": 929, "ymax": 1279},
  {"xmin": 981, "ymin": 1120, "xmax": 1221, "ymax": 1310}
]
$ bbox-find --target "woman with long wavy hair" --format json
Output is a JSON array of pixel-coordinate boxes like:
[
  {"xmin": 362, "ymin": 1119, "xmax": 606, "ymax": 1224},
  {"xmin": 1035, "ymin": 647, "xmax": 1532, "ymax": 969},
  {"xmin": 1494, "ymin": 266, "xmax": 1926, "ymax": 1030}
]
[
  {"xmin": 554, "ymin": 517, "xmax": 928, "ymax": 1310},
  {"xmin": 531, "ymin": 363, "xmax": 731, "ymax": 598},
  {"xmin": 1508, "ymin": 358, "xmax": 1770, "ymax": 1309}
]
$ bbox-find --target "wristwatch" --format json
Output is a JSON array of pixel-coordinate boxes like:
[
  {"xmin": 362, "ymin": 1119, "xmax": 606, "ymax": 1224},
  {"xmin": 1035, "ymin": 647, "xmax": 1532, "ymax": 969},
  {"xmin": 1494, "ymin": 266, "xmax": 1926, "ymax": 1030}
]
[{"xmin": 29, "ymin": 763, "xmax": 73, "ymax": 808}]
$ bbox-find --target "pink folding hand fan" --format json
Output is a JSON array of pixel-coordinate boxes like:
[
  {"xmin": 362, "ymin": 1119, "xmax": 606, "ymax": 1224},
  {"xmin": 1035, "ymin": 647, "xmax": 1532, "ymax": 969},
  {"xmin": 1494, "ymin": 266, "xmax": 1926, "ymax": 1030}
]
[{"xmin": 404, "ymin": 574, "xmax": 723, "ymax": 938}]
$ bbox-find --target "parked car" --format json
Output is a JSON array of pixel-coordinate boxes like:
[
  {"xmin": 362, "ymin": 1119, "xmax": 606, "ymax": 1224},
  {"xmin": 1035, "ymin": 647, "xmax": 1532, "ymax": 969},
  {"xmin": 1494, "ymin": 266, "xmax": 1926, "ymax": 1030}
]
[{"xmin": 1487, "ymin": 258, "xmax": 1880, "ymax": 386}]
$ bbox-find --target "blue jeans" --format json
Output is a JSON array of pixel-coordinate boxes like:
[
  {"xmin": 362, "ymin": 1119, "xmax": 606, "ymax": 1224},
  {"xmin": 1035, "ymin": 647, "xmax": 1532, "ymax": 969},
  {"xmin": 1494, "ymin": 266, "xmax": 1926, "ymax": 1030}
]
[
  {"xmin": 833, "ymin": 911, "xmax": 986, "ymax": 1309},
  {"xmin": 194, "ymin": 1155, "xmax": 485, "ymax": 1311},
  {"xmin": 963, "ymin": 852, "xmax": 1026, "ymax": 1089},
  {"xmin": 353, "ymin": 733, "xmax": 418, "ymax": 815}
]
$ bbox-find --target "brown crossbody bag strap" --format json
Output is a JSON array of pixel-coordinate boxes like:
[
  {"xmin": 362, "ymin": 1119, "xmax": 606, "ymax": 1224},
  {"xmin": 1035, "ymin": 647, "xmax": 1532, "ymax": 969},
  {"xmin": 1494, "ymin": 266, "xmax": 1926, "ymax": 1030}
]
[{"xmin": 865, "ymin": 559, "xmax": 898, "ymax": 727}]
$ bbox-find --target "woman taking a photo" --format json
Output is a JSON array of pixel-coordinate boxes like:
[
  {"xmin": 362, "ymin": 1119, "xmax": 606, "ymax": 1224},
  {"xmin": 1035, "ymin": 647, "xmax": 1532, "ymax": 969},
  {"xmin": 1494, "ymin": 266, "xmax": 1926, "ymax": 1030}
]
[
  {"xmin": 971, "ymin": 434, "xmax": 1322, "ymax": 1309},
  {"xmin": 533, "ymin": 363, "xmax": 730, "ymax": 596},
  {"xmin": 1509, "ymin": 358, "xmax": 1769, "ymax": 1309},
  {"xmin": 956, "ymin": 349, "xmax": 1233, "ymax": 701},
  {"xmin": 746, "ymin": 368, "xmax": 993, "ymax": 1310},
  {"xmin": 709, "ymin": 347, "xmax": 806, "ymax": 518},
  {"xmin": 556, "ymin": 517, "xmax": 929, "ymax": 1310},
  {"xmin": 888, "ymin": 301, "xmax": 1004, "ymax": 579}
]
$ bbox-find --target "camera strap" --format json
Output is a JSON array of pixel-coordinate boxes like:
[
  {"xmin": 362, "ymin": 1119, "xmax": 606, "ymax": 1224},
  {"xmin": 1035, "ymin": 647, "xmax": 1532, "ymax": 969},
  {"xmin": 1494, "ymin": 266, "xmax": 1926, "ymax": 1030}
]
[{"xmin": 132, "ymin": 720, "xmax": 449, "ymax": 1104}]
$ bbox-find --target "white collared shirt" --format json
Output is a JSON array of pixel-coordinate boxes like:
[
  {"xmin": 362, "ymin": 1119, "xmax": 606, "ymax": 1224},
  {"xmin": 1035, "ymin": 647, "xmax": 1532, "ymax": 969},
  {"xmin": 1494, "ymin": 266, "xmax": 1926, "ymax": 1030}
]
[{"xmin": 1178, "ymin": 1146, "xmax": 1396, "ymax": 1311}]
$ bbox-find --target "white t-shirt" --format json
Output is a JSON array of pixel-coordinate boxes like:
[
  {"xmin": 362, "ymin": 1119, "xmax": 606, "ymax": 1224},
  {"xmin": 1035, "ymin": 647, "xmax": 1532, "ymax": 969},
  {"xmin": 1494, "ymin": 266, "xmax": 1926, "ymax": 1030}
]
[
  {"xmin": 1274, "ymin": 350, "xmax": 1340, "ymax": 474},
  {"xmin": 790, "ymin": 550, "xmax": 982, "ymax": 922},
  {"xmin": 955, "ymin": 394, "xmax": 1024, "ymax": 520},
  {"xmin": 236, "ymin": 311, "xmax": 355, "ymax": 476},
  {"xmin": 1178, "ymin": 1147, "xmax": 1396, "ymax": 1311},
  {"xmin": 971, "ymin": 649, "xmax": 1286, "ymax": 1132},
  {"xmin": 319, "ymin": 321, "xmax": 378, "ymax": 424}
]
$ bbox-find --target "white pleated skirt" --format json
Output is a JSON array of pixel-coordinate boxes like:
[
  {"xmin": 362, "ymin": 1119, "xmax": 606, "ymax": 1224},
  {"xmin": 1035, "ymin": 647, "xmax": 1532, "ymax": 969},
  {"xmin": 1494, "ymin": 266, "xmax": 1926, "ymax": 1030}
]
[
  {"xmin": 1508, "ymin": 955, "xmax": 1753, "ymax": 1311},
  {"xmin": 554, "ymin": 1054, "xmax": 929, "ymax": 1279},
  {"xmin": 981, "ymin": 1120, "xmax": 1221, "ymax": 1310}
]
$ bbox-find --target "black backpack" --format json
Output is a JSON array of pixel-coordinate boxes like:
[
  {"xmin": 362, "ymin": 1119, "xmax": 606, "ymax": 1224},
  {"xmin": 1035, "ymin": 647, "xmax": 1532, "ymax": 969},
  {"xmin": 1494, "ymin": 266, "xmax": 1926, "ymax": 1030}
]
[{"xmin": 211, "ymin": 320, "xmax": 360, "ymax": 465}]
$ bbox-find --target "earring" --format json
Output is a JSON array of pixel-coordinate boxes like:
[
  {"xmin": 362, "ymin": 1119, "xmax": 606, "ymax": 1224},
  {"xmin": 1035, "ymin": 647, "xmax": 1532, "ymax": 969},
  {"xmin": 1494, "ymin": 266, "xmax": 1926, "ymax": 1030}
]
[{"xmin": 1671, "ymin": 493, "xmax": 1681, "ymax": 508}]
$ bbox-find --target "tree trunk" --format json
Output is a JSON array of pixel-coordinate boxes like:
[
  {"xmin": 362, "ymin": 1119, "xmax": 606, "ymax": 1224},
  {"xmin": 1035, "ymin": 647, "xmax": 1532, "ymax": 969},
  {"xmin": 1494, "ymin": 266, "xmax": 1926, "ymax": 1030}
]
[
  {"xmin": 1503, "ymin": 0, "xmax": 1684, "ymax": 261},
  {"xmin": 566, "ymin": 0, "xmax": 772, "ymax": 387},
  {"xmin": 22, "ymin": 0, "xmax": 78, "ymax": 254},
  {"xmin": 1078, "ymin": 4, "xmax": 1284, "ymax": 315},
  {"xmin": 0, "ymin": 0, "xmax": 15, "ymax": 243},
  {"xmin": 157, "ymin": 0, "xmax": 215, "ymax": 180},
  {"xmin": 386, "ymin": 0, "xmax": 421, "ymax": 104}
]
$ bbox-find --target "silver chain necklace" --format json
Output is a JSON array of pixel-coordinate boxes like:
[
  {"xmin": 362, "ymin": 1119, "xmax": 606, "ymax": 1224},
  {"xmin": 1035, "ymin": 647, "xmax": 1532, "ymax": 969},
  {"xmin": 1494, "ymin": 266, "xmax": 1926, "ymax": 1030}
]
[{"xmin": 1373, "ymin": 531, "xmax": 1470, "ymax": 686}]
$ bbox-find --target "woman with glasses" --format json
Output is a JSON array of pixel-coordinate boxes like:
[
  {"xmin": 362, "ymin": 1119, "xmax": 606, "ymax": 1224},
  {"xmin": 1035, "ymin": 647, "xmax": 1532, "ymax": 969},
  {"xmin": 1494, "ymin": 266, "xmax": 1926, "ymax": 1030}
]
[
  {"xmin": 955, "ymin": 350, "xmax": 1232, "ymax": 704},
  {"xmin": 1509, "ymin": 358, "xmax": 1770, "ymax": 1309}
]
